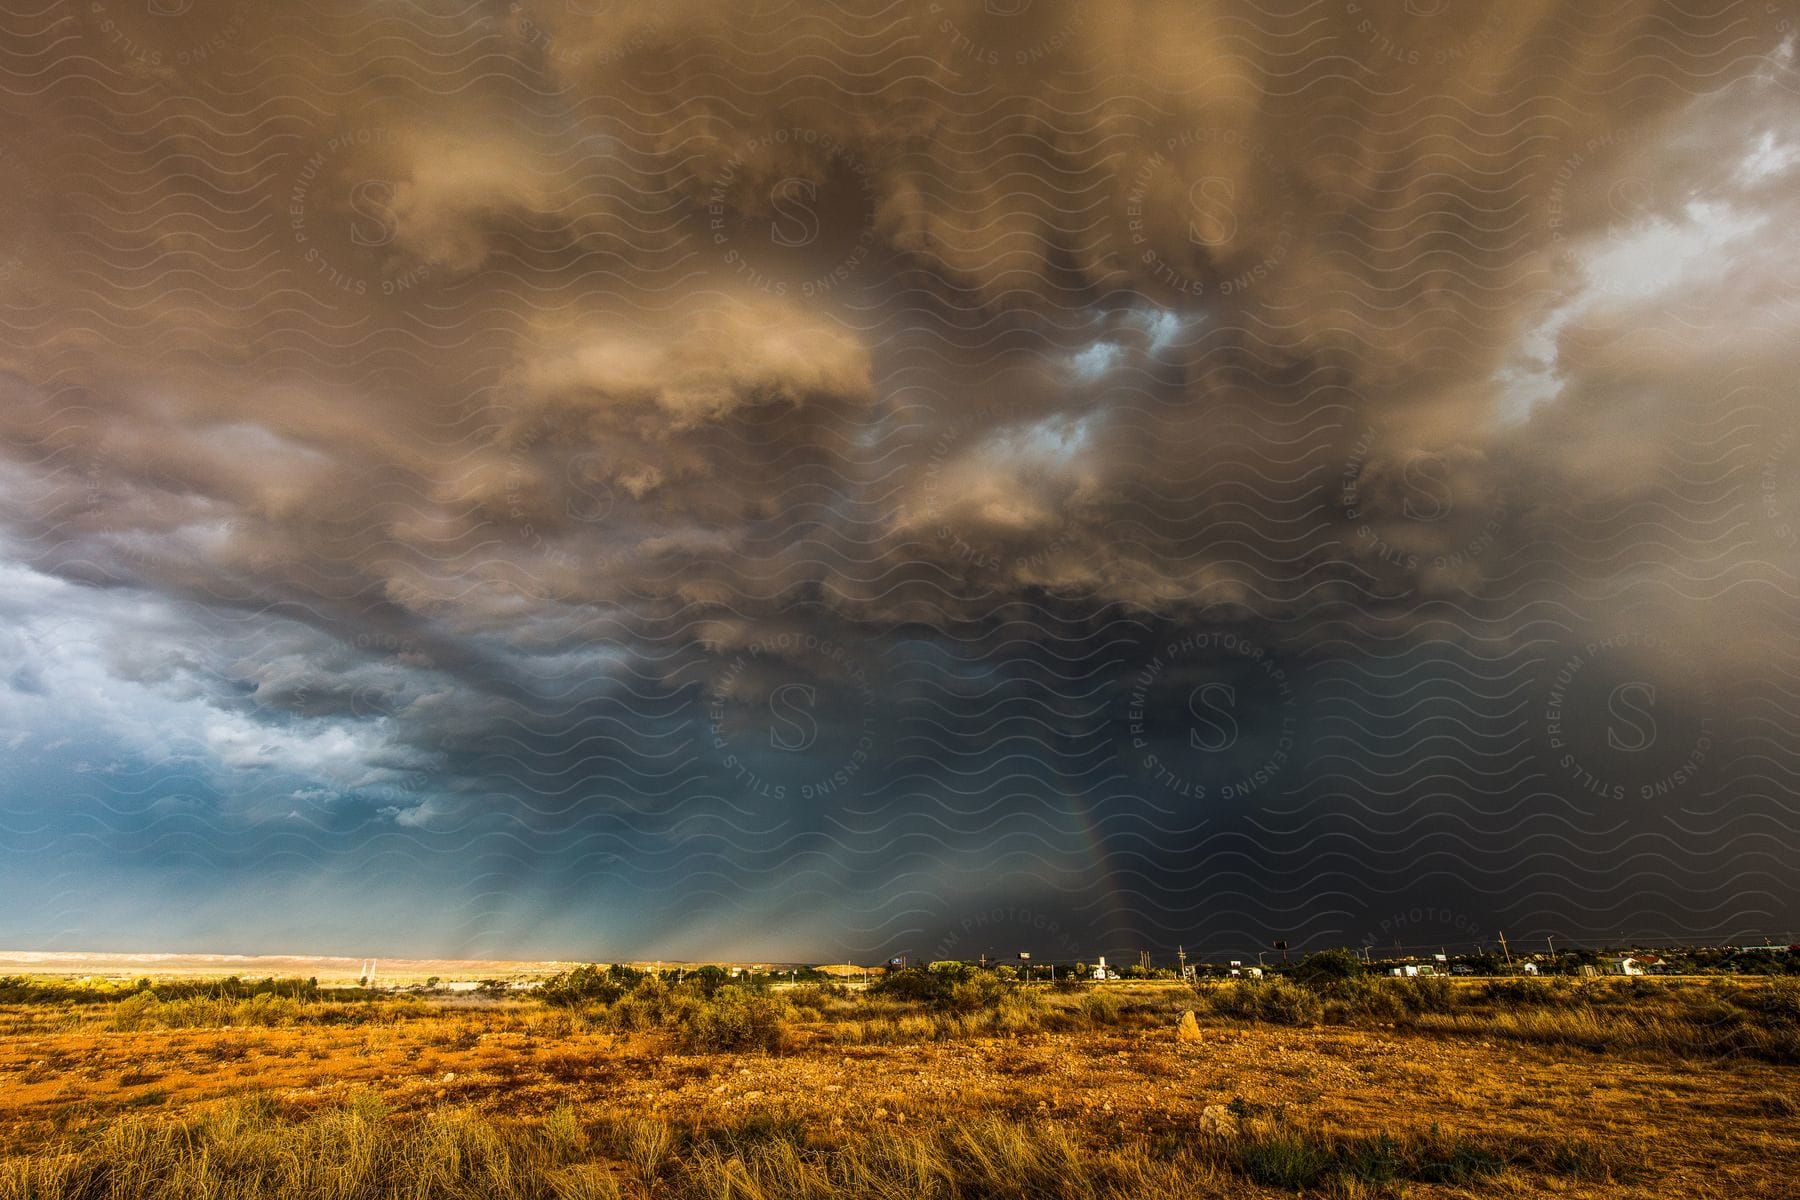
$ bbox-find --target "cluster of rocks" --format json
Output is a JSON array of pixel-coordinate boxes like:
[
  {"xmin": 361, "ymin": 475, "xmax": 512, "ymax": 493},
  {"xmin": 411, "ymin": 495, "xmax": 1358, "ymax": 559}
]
[{"xmin": 1176, "ymin": 1010, "xmax": 1242, "ymax": 1138}]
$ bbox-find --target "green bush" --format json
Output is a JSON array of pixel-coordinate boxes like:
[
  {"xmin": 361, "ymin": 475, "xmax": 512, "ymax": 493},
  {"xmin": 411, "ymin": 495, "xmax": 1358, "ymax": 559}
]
[
  {"xmin": 676, "ymin": 989, "xmax": 788, "ymax": 1054},
  {"xmin": 944, "ymin": 973, "xmax": 1008, "ymax": 1014},
  {"xmin": 868, "ymin": 966, "xmax": 962, "ymax": 1006},
  {"xmin": 1322, "ymin": 974, "xmax": 1408, "ymax": 1021},
  {"xmin": 607, "ymin": 976, "xmax": 675, "ymax": 1032},
  {"xmin": 1256, "ymin": 978, "xmax": 1325, "ymax": 1026},
  {"xmin": 1479, "ymin": 977, "xmax": 1578, "ymax": 1007},
  {"xmin": 1290, "ymin": 949, "xmax": 1362, "ymax": 994},
  {"xmin": 868, "ymin": 965, "xmax": 1029, "ymax": 1015},
  {"xmin": 1201, "ymin": 978, "xmax": 1323, "ymax": 1027},
  {"xmin": 540, "ymin": 964, "xmax": 641, "ymax": 1009},
  {"xmin": 1400, "ymin": 974, "xmax": 1456, "ymax": 1014},
  {"xmin": 108, "ymin": 991, "xmax": 162, "ymax": 1031}
]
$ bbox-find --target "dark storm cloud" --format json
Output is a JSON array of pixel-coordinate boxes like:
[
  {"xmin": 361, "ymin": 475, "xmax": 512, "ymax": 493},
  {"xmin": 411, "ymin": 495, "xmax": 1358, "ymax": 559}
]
[{"xmin": 0, "ymin": 0, "xmax": 1796, "ymax": 958}]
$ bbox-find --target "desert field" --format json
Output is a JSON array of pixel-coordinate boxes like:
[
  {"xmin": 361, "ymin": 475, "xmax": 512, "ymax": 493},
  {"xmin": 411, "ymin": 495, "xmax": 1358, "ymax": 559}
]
[
  {"xmin": 0, "ymin": 952, "xmax": 585, "ymax": 990},
  {"xmin": 0, "ymin": 969, "xmax": 1796, "ymax": 1198}
]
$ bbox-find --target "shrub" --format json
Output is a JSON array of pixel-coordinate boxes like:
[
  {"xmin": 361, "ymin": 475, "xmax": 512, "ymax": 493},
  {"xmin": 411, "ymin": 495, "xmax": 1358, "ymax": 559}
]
[
  {"xmin": 1400, "ymin": 974, "xmax": 1456, "ymax": 1015},
  {"xmin": 682, "ymin": 966, "xmax": 732, "ymax": 998},
  {"xmin": 944, "ymin": 973, "xmax": 1008, "ymax": 1014},
  {"xmin": 1322, "ymin": 975, "xmax": 1408, "ymax": 1021},
  {"xmin": 540, "ymin": 965, "xmax": 637, "ymax": 1009},
  {"xmin": 789, "ymin": 982, "xmax": 848, "ymax": 1004},
  {"xmin": 1255, "ymin": 978, "xmax": 1325, "ymax": 1026},
  {"xmin": 869, "ymin": 965, "xmax": 1028, "ymax": 1015},
  {"xmin": 676, "ymin": 989, "xmax": 787, "ymax": 1054},
  {"xmin": 1290, "ymin": 949, "xmax": 1363, "ymax": 994},
  {"xmin": 1077, "ymin": 991, "xmax": 1121, "ymax": 1027},
  {"xmin": 785, "ymin": 983, "xmax": 848, "ymax": 1019},
  {"xmin": 1201, "ymin": 978, "xmax": 1323, "ymax": 1027},
  {"xmin": 868, "ymin": 966, "xmax": 961, "ymax": 1006},
  {"xmin": 607, "ymin": 976, "xmax": 675, "ymax": 1032},
  {"xmin": 1479, "ymin": 977, "xmax": 1579, "ymax": 1008},
  {"xmin": 108, "ymin": 992, "xmax": 163, "ymax": 1032}
]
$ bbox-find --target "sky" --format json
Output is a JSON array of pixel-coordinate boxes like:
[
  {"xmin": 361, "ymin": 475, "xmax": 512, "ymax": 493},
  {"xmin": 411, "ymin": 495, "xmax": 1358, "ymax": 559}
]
[{"xmin": 1, "ymin": 0, "xmax": 1798, "ymax": 963}]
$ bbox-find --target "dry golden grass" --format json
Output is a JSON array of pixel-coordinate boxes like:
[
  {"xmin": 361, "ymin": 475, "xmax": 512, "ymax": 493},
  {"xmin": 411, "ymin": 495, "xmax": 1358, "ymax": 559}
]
[{"xmin": 0, "ymin": 979, "xmax": 1795, "ymax": 1197}]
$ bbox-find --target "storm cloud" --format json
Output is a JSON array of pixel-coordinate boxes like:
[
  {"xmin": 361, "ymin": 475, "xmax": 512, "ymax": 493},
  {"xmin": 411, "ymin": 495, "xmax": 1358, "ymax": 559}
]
[{"xmin": 0, "ymin": 0, "xmax": 1797, "ymax": 961}]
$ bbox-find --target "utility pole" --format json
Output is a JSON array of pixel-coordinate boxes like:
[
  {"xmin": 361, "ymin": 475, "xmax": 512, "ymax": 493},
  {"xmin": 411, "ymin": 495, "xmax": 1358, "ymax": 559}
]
[
  {"xmin": 1546, "ymin": 934, "xmax": 1556, "ymax": 960},
  {"xmin": 1497, "ymin": 931, "xmax": 1512, "ymax": 968},
  {"xmin": 1177, "ymin": 945, "xmax": 1188, "ymax": 980}
]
